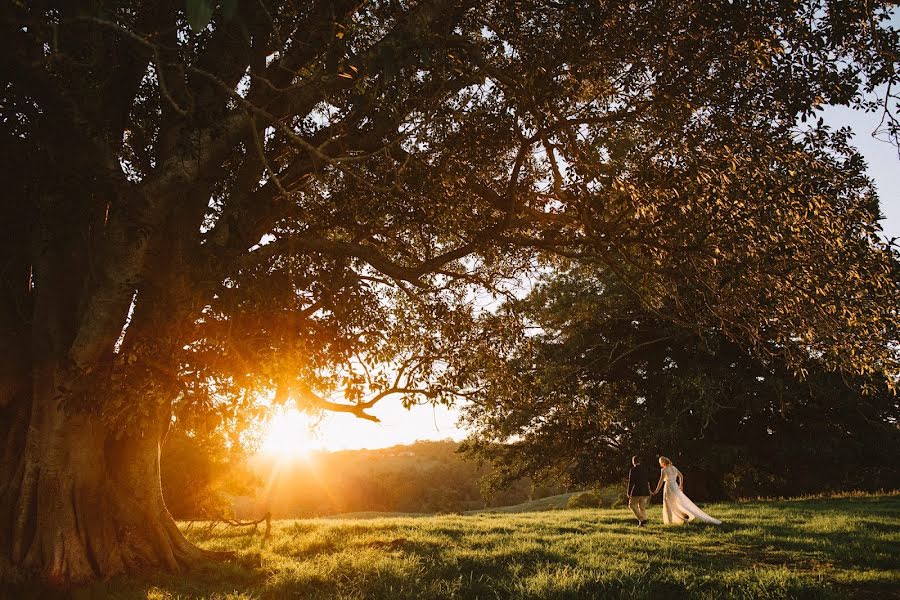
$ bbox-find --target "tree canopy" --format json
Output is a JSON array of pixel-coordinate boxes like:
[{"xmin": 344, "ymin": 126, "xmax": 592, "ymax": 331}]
[
  {"xmin": 1, "ymin": 0, "xmax": 898, "ymax": 583},
  {"xmin": 460, "ymin": 265, "xmax": 900, "ymax": 499}
]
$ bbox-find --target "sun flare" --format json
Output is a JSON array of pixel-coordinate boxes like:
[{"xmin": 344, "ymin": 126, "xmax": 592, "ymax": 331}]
[{"xmin": 260, "ymin": 407, "xmax": 318, "ymax": 460}]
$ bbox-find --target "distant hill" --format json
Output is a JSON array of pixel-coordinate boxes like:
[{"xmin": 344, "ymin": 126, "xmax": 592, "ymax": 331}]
[
  {"xmin": 469, "ymin": 486, "xmax": 625, "ymax": 514},
  {"xmin": 234, "ymin": 440, "xmax": 580, "ymax": 519}
]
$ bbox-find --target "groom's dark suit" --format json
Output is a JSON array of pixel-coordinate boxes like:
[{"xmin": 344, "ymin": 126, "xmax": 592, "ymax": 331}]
[
  {"xmin": 627, "ymin": 463, "xmax": 653, "ymax": 498},
  {"xmin": 627, "ymin": 462, "xmax": 653, "ymax": 524}
]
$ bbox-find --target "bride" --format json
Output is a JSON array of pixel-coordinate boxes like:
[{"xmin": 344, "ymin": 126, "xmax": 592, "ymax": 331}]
[{"xmin": 653, "ymin": 456, "xmax": 721, "ymax": 525}]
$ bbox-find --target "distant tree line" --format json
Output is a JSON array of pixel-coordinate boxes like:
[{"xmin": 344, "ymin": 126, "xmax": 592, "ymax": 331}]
[{"xmin": 161, "ymin": 439, "xmax": 571, "ymax": 519}]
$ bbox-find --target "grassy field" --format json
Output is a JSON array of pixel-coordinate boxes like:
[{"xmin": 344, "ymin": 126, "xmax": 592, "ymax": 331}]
[{"xmin": 46, "ymin": 495, "xmax": 900, "ymax": 599}]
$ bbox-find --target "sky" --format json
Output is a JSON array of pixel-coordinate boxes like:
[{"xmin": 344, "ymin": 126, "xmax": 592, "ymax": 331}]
[
  {"xmin": 288, "ymin": 103, "xmax": 899, "ymax": 453},
  {"xmin": 824, "ymin": 105, "xmax": 900, "ymax": 239},
  {"xmin": 286, "ymin": 400, "xmax": 467, "ymax": 452}
]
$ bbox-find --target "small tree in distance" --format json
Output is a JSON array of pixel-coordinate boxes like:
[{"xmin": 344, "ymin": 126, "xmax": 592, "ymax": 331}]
[{"xmin": 567, "ymin": 491, "xmax": 605, "ymax": 510}]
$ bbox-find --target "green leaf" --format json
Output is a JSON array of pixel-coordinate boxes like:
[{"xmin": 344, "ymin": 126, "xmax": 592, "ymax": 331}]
[{"xmin": 186, "ymin": 0, "xmax": 214, "ymax": 33}]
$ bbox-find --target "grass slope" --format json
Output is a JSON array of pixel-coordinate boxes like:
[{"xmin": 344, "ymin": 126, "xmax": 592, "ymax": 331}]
[
  {"xmin": 467, "ymin": 491, "xmax": 584, "ymax": 514},
  {"xmin": 327, "ymin": 490, "xmax": 605, "ymax": 518},
  {"xmin": 317, "ymin": 486, "xmax": 620, "ymax": 519},
  {"xmin": 51, "ymin": 496, "xmax": 900, "ymax": 599},
  {"xmin": 469, "ymin": 485, "xmax": 624, "ymax": 514}
]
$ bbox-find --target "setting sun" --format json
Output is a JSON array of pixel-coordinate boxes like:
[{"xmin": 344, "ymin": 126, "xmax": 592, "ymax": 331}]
[{"xmin": 260, "ymin": 408, "xmax": 318, "ymax": 459}]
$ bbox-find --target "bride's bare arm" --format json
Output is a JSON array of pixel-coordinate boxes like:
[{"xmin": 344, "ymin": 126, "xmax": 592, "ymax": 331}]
[
  {"xmin": 676, "ymin": 468, "xmax": 683, "ymax": 491},
  {"xmin": 652, "ymin": 470, "xmax": 664, "ymax": 495}
]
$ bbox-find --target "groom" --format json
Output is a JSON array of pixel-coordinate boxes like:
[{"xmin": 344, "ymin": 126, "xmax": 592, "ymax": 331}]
[{"xmin": 626, "ymin": 455, "xmax": 654, "ymax": 527}]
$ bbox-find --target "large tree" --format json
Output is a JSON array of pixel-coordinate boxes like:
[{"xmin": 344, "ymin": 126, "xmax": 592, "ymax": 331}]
[
  {"xmin": 459, "ymin": 266, "xmax": 900, "ymax": 499},
  {"xmin": 1, "ymin": 0, "xmax": 898, "ymax": 584}
]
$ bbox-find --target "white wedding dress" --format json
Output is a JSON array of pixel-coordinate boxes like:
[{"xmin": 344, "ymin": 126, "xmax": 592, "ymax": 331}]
[{"xmin": 658, "ymin": 465, "xmax": 721, "ymax": 525}]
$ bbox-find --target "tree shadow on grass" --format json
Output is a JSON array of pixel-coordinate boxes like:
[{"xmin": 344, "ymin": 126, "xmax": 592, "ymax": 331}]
[
  {"xmin": 647, "ymin": 515, "xmax": 899, "ymax": 597},
  {"xmin": 2, "ymin": 556, "xmax": 266, "ymax": 600},
  {"xmin": 32, "ymin": 534, "xmax": 580, "ymax": 599}
]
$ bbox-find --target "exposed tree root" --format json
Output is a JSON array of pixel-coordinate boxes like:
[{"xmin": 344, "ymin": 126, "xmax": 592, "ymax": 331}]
[{"xmin": 187, "ymin": 510, "xmax": 273, "ymax": 541}]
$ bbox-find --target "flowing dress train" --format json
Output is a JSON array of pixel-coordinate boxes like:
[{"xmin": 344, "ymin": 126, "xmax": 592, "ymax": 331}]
[{"xmin": 660, "ymin": 465, "xmax": 721, "ymax": 525}]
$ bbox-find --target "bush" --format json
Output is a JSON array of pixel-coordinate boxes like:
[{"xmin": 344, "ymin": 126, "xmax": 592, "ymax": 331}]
[
  {"xmin": 567, "ymin": 491, "xmax": 604, "ymax": 509},
  {"xmin": 161, "ymin": 428, "xmax": 258, "ymax": 519},
  {"xmin": 610, "ymin": 493, "xmax": 628, "ymax": 508}
]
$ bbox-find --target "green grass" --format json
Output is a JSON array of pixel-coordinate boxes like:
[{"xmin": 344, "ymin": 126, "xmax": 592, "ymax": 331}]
[{"xmin": 79, "ymin": 495, "xmax": 900, "ymax": 598}]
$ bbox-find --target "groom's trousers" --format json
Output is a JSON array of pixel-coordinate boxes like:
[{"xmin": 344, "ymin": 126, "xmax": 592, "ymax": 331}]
[{"xmin": 628, "ymin": 495, "xmax": 650, "ymax": 521}]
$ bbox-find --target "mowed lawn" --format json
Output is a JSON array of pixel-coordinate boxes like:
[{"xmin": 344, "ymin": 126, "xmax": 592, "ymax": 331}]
[{"xmin": 99, "ymin": 495, "xmax": 898, "ymax": 599}]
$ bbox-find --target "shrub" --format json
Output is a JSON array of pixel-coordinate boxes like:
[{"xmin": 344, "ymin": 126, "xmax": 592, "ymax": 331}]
[
  {"xmin": 567, "ymin": 491, "xmax": 604, "ymax": 509},
  {"xmin": 610, "ymin": 494, "xmax": 628, "ymax": 508}
]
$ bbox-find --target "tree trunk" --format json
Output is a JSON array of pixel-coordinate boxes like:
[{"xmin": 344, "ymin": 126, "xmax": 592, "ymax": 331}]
[{"xmin": 1, "ymin": 365, "xmax": 223, "ymax": 585}]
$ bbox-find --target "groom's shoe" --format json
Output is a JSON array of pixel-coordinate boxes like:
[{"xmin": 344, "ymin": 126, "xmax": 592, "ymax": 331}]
[{"xmin": 638, "ymin": 520, "xmax": 647, "ymax": 527}]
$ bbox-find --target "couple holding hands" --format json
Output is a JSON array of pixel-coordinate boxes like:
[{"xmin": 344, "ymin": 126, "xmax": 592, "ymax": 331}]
[{"xmin": 626, "ymin": 455, "xmax": 721, "ymax": 526}]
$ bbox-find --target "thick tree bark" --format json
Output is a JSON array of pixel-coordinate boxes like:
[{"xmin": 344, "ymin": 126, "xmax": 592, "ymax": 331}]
[
  {"xmin": 2, "ymin": 209, "xmax": 218, "ymax": 583},
  {"xmin": 1, "ymin": 371, "xmax": 222, "ymax": 584}
]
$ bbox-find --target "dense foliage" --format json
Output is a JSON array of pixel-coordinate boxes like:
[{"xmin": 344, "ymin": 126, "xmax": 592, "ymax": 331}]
[{"xmin": 461, "ymin": 266, "xmax": 900, "ymax": 499}]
